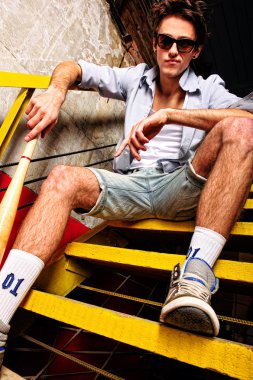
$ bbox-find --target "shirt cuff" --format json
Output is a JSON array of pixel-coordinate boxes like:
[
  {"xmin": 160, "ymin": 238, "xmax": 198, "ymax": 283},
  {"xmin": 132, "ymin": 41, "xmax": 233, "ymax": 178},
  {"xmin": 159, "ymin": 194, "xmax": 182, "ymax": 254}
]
[{"xmin": 77, "ymin": 60, "xmax": 102, "ymax": 90}]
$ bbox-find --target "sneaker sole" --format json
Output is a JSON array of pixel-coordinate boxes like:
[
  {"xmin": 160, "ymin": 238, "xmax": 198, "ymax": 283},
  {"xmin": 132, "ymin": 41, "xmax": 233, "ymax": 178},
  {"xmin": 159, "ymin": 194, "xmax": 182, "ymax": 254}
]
[
  {"xmin": 0, "ymin": 348, "xmax": 5, "ymax": 369},
  {"xmin": 160, "ymin": 296, "xmax": 220, "ymax": 336}
]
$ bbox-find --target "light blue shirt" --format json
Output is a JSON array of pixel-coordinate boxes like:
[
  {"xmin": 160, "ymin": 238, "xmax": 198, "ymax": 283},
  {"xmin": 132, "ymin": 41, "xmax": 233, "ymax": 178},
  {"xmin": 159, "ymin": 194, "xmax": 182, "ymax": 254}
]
[{"xmin": 78, "ymin": 60, "xmax": 241, "ymax": 173}]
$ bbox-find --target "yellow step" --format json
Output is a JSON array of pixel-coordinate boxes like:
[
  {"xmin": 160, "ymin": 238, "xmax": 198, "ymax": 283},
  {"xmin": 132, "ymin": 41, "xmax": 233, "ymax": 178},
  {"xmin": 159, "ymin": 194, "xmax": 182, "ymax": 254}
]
[
  {"xmin": 22, "ymin": 290, "xmax": 253, "ymax": 380},
  {"xmin": 65, "ymin": 243, "xmax": 253, "ymax": 284},
  {"xmin": 245, "ymin": 198, "xmax": 253, "ymax": 209},
  {"xmin": 0, "ymin": 366, "xmax": 24, "ymax": 379},
  {"xmin": 107, "ymin": 219, "xmax": 253, "ymax": 236}
]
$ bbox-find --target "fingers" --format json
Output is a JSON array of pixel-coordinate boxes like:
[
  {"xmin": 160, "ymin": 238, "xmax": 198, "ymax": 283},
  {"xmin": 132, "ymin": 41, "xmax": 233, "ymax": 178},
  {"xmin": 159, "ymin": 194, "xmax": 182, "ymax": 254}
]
[
  {"xmin": 26, "ymin": 104, "xmax": 42, "ymax": 122},
  {"xmin": 114, "ymin": 138, "xmax": 128, "ymax": 157},
  {"xmin": 25, "ymin": 91, "xmax": 60, "ymax": 141},
  {"xmin": 115, "ymin": 121, "xmax": 150, "ymax": 160},
  {"xmin": 128, "ymin": 131, "xmax": 148, "ymax": 160},
  {"xmin": 25, "ymin": 97, "xmax": 42, "ymax": 120},
  {"xmin": 135, "ymin": 128, "xmax": 149, "ymax": 145},
  {"xmin": 129, "ymin": 143, "xmax": 144, "ymax": 161},
  {"xmin": 25, "ymin": 118, "xmax": 51, "ymax": 141},
  {"xmin": 25, "ymin": 100, "xmax": 34, "ymax": 115},
  {"xmin": 41, "ymin": 120, "xmax": 58, "ymax": 138},
  {"xmin": 114, "ymin": 110, "xmax": 168, "ymax": 160},
  {"xmin": 26, "ymin": 111, "xmax": 44, "ymax": 129}
]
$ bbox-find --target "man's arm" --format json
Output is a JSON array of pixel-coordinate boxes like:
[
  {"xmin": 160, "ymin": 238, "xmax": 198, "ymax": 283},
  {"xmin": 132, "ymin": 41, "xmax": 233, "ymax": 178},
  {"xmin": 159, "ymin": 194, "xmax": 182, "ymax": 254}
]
[
  {"xmin": 115, "ymin": 107, "xmax": 253, "ymax": 161},
  {"xmin": 25, "ymin": 61, "xmax": 82, "ymax": 141}
]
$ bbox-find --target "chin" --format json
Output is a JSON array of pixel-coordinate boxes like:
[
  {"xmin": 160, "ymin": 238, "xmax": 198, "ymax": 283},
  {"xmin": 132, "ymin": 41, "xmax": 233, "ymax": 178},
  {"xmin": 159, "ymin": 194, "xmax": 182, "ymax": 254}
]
[{"xmin": 161, "ymin": 68, "xmax": 182, "ymax": 78}]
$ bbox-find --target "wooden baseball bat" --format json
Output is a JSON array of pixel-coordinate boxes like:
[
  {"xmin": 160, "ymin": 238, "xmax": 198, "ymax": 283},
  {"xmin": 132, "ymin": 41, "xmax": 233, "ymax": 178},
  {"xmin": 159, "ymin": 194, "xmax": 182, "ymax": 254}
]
[{"xmin": 0, "ymin": 138, "xmax": 38, "ymax": 264}]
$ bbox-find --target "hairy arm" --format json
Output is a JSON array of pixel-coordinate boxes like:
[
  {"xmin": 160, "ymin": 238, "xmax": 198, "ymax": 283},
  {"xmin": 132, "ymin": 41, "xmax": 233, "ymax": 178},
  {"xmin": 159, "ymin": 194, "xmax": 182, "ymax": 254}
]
[
  {"xmin": 115, "ymin": 107, "xmax": 253, "ymax": 160},
  {"xmin": 25, "ymin": 61, "xmax": 82, "ymax": 141},
  {"xmin": 163, "ymin": 107, "xmax": 253, "ymax": 131}
]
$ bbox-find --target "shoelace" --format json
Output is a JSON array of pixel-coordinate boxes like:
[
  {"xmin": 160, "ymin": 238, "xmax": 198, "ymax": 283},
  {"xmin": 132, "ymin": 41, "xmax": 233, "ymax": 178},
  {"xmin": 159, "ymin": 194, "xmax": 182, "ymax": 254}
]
[
  {"xmin": 0, "ymin": 333, "xmax": 7, "ymax": 344},
  {"xmin": 170, "ymin": 274, "xmax": 211, "ymax": 302}
]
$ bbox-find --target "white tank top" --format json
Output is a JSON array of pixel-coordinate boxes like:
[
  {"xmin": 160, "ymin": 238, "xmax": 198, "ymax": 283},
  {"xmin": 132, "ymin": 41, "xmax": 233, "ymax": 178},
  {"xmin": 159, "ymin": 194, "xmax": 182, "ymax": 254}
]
[{"xmin": 130, "ymin": 93, "xmax": 188, "ymax": 169}]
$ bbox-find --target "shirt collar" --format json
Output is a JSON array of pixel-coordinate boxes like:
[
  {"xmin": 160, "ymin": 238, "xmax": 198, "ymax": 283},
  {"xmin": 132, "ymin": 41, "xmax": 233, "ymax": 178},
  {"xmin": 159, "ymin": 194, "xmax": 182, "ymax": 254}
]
[
  {"xmin": 179, "ymin": 66, "xmax": 200, "ymax": 93},
  {"xmin": 140, "ymin": 66, "xmax": 159, "ymax": 87},
  {"xmin": 140, "ymin": 65, "xmax": 200, "ymax": 93}
]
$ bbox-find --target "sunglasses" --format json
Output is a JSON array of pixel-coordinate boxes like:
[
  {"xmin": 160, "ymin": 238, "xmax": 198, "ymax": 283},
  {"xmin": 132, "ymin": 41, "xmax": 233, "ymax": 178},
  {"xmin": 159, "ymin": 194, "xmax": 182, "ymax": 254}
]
[{"xmin": 156, "ymin": 33, "xmax": 197, "ymax": 53}]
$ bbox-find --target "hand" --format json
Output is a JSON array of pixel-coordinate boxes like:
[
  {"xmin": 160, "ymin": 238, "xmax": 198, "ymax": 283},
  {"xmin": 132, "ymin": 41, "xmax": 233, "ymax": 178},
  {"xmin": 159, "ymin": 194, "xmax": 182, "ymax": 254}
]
[
  {"xmin": 25, "ymin": 87, "xmax": 65, "ymax": 141},
  {"xmin": 115, "ymin": 108, "xmax": 169, "ymax": 160}
]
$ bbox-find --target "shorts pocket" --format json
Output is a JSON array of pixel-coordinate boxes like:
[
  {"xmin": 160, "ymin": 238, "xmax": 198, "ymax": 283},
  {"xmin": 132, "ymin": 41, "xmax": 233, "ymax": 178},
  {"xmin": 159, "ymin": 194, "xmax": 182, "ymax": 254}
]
[{"xmin": 172, "ymin": 174, "xmax": 203, "ymax": 220}]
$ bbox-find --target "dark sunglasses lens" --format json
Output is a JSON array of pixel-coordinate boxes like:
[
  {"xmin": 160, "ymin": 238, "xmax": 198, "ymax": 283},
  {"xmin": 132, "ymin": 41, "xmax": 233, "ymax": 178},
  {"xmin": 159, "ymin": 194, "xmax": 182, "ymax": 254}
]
[
  {"xmin": 177, "ymin": 39, "xmax": 195, "ymax": 53},
  {"xmin": 157, "ymin": 35, "xmax": 173, "ymax": 49}
]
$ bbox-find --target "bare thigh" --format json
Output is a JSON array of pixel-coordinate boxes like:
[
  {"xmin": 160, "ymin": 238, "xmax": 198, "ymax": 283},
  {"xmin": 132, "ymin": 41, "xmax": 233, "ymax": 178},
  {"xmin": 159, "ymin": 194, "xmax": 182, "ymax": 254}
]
[
  {"xmin": 70, "ymin": 167, "xmax": 101, "ymax": 210},
  {"xmin": 192, "ymin": 122, "xmax": 223, "ymax": 178}
]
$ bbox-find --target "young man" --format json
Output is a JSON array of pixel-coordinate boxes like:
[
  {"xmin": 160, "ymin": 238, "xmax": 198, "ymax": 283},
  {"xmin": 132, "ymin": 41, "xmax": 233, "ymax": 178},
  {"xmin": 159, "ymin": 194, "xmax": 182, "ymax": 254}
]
[{"xmin": 1, "ymin": 0, "xmax": 253, "ymax": 367}]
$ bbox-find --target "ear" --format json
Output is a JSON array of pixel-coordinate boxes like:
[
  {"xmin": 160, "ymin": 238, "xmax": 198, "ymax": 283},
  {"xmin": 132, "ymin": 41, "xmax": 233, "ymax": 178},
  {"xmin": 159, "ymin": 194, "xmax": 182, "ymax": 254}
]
[{"xmin": 192, "ymin": 44, "xmax": 203, "ymax": 59}]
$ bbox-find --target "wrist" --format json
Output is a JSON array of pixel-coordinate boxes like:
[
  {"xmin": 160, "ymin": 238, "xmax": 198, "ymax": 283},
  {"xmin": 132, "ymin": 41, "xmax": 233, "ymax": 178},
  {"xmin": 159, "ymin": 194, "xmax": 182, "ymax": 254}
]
[
  {"xmin": 164, "ymin": 108, "xmax": 172, "ymax": 123},
  {"xmin": 47, "ymin": 84, "xmax": 66, "ymax": 104}
]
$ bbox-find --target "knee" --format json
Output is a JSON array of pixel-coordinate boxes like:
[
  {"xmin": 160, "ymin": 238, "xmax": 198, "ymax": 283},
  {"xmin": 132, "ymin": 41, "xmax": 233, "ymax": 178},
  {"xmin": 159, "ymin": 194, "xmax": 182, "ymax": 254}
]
[
  {"xmin": 41, "ymin": 165, "xmax": 75, "ymax": 199},
  {"xmin": 220, "ymin": 116, "xmax": 253, "ymax": 151}
]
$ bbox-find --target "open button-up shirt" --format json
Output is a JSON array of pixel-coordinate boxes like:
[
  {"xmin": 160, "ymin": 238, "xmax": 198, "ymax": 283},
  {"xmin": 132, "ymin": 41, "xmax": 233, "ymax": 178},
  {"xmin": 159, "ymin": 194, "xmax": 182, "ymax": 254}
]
[{"xmin": 78, "ymin": 60, "xmax": 243, "ymax": 173}]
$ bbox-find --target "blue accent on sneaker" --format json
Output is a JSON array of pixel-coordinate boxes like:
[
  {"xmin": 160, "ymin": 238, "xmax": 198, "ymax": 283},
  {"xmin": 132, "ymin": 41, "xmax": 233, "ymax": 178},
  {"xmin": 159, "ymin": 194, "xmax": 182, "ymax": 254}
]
[
  {"xmin": 0, "ymin": 347, "xmax": 5, "ymax": 352},
  {"xmin": 184, "ymin": 276, "xmax": 206, "ymax": 287},
  {"xmin": 184, "ymin": 257, "xmax": 218, "ymax": 293},
  {"xmin": 160, "ymin": 261, "xmax": 220, "ymax": 336}
]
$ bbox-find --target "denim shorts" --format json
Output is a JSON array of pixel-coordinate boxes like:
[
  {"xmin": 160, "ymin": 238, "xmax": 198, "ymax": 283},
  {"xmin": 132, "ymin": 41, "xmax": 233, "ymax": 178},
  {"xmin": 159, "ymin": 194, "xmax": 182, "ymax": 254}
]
[{"xmin": 79, "ymin": 160, "xmax": 206, "ymax": 222}]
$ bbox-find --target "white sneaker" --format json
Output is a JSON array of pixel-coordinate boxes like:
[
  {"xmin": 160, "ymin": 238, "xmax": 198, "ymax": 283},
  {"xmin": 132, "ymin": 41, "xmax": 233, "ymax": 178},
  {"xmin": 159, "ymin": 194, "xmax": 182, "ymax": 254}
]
[
  {"xmin": 160, "ymin": 258, "xmax": 220, "ymax": 336},
  {"xmin": 0, "ymin": 319, "xmax": 10, "ymax": 370}
]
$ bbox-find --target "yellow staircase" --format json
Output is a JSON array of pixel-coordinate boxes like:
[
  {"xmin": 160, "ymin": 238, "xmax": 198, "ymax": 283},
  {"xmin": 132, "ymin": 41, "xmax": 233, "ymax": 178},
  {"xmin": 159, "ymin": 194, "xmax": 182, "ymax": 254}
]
[
  {"xmin": 21, "ymin": 212, "xmax": 253, "ymax": 380},
  {"xmin": 1, "ymin": 72, "xmax": 253, "ymax": 379}
]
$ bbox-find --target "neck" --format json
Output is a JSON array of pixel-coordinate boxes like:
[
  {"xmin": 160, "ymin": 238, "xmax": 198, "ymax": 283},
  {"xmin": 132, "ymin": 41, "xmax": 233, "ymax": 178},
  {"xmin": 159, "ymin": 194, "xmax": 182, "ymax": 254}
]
[
  {"xmin": 158, "ymin": 72, "xmax": 182, "ymax": 97},
  {"xmin": 153, "ymin": 72, "xmax": 186, "ymax": 111},
  {"xmin": 157, "ymin": 73, "xmax": 184, "ymax": 98}
]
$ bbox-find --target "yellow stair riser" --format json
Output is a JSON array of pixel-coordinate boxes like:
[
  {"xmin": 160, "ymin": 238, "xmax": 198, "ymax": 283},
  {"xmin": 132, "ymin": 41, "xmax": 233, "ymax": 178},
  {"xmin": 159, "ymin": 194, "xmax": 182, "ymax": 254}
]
[
  {"xmin": 22, "ymin": 290, "xmax": 253, "ymax": 380},
  {"xmin": 65, "ymin": 243, "xmax": 253, "ymax": 285},
  {"xmin": 107, "ymin": 219, "xmax": 253, "ymax": 236},
  {"xmin": 245, "ymin": 198, "xmax": 253, "ymax": 209}
]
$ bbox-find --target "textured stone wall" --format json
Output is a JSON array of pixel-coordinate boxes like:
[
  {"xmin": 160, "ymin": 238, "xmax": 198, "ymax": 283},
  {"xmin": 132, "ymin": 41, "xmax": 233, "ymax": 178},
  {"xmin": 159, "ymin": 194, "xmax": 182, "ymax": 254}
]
[{"xmin": 0, "ymin": 0, "xmax": 133, "ymax": 226}]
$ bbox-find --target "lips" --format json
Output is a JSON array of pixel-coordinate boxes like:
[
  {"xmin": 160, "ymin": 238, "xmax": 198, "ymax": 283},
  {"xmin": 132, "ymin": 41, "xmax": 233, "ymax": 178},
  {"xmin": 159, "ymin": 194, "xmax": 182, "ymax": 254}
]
[{"xmin": 166, "ymin": 59, "xmax": 179, "ymax": 64}]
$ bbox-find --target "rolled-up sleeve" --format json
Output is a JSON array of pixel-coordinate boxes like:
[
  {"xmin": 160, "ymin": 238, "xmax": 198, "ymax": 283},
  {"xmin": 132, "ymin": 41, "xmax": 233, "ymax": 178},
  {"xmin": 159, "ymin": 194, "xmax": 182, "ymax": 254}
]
[
  {"xmin": 77, "ymin": 60, "xmax": 146, "ymax": 101},
  {"xmin": 228, "ymin": 92, "xmax": 253, "ymax": 113},
  {"xmin": 207, "ymin": 75, "xmax": 241, "ymax": 109}
]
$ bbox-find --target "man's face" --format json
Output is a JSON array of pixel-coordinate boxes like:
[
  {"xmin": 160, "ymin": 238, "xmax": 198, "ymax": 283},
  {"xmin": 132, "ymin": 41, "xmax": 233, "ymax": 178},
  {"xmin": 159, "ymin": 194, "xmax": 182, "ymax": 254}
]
[{"xmin": 153, "ymin": 15, "xmax": 202, "ymax": 80}]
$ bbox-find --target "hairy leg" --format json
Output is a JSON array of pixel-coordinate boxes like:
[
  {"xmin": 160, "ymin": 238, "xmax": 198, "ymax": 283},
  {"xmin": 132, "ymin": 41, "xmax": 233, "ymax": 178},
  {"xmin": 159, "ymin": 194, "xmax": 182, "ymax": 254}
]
[
  {"xmin": 160, "ymin": 117, "xmax": 253, "ymax": 335},
  {"xmin": 192, "ymin": 117, "xmax": 253, "ymax": 238},
  {"xmin": 13, "ymin": 165, "xmax": 100, "ymax": 262}
]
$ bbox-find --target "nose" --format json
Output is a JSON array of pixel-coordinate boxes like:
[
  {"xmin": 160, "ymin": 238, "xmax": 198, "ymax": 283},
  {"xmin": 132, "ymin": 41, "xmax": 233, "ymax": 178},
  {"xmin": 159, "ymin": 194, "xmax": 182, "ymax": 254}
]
[{"xmin": 168, "ymin": 42, "xmax": 179, "ymax": 56}]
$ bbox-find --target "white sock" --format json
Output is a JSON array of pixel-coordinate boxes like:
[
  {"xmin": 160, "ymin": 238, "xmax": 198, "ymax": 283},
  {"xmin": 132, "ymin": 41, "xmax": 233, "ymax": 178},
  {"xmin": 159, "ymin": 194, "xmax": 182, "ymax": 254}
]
[
  {"xmin": 0, "ymin": 249, "xmax": 44, "ymax": 324},
  {"xmin": 184, "ymin": 226, "xmax": 226, "ymax": 269}
]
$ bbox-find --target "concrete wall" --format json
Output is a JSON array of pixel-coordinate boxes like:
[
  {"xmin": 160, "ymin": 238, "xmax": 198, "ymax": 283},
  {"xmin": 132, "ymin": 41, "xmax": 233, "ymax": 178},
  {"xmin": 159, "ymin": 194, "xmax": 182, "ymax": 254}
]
[{"xmin": 0, "ymin": 0, "xmax": 133, "ymax": 227}]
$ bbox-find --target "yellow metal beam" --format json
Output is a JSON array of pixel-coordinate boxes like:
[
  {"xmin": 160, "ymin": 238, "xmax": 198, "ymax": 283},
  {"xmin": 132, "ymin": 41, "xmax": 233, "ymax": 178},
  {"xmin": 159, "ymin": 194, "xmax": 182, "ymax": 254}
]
[
  {"xmin": 0, "ymin": 72, "xmax": 50, "ymax": 89},
  {"xmin": 65, "ymin": 243, "xmax": 253, "ymax": 284},
  {"xmin": 0, "ymin": 88, "xmax": 34, "ymax": 158},
  {"xmin": 22, "ymin": 290, "xmax": 253, "ymax": 380},
  {"xmin": 0, "ymin": 71, "xmax": 90, "ymax": 158},
  {"xmin": 107, "ymin": 219, "xmax": 253, "ymax": 236}
]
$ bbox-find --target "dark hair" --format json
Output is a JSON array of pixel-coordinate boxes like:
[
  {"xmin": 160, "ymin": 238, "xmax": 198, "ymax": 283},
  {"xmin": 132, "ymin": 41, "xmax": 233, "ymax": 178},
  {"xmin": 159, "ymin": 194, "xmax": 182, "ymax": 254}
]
[{"xmin": 151, "ymin": 0, "xmax": 209, "ymax": 46}]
